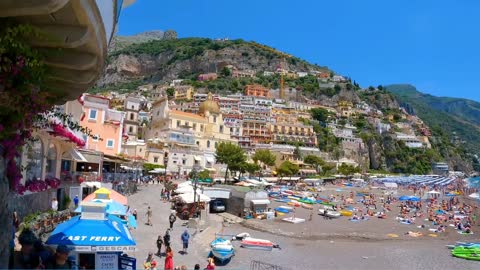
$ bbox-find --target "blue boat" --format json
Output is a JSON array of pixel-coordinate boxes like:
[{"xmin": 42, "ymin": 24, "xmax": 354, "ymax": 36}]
[
  {"xmin": 210, "ymin": 238, "xmax": 234, "ymax": 263},
  {"xmin": 274, "ymin": 207, "xmax": 290, "ymax": 213}
]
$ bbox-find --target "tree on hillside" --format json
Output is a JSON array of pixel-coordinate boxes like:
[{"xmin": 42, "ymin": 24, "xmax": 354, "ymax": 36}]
[
  {"xmin": 321, "ymin": 163, "xmax": 336, "ymax": 176},
  {"xmin": 293, "ymin": 145, "xmax": 302, "ymax": 160},
  {"xmin": 215, "ymin": 142, "xmax": 246, "ymax": 182},
  {"xmin": 310, "ymin": 108, "xmax": 330, "ymax": 123},
  {"xmin": 252, "ymin": 149, "xmax": 276, "ymax": 168},
  {"xmin": 241, "ymin": 162, "xmax": 261, "ymax": 177},
  {"xmin": 220, "ymin": 66, "xmax": 231, "ymax": 77},
  {"xmin": 337, "ymin": 163, "xmax": 360, "ymax": 176},
  {"xmin": 166, "ymin": 87, "xmax": 175, "ymax": 98},
  {"xmin": 303, "ymin": 155, "xmax": 325, "ymax": 173},
  {"xmin": 276, "ymin": 161, "xmax": 300, "ymax": 180}
]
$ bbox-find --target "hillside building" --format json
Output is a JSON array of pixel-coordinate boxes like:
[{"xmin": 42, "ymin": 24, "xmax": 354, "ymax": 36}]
[{"xmin": 245, "ymin": 84, "xmax": 271, "ymax": 98}]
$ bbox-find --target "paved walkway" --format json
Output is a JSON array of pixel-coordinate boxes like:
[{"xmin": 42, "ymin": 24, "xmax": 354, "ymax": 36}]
[{"xmin": 128, "ymin": 182, "xmax": 223, "ymax": 269}]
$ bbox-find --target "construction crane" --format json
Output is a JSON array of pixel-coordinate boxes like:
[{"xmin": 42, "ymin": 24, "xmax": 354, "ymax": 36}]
[{"xmin": 279, "ymin": 57, "xmax": 286, "ymax": 100}]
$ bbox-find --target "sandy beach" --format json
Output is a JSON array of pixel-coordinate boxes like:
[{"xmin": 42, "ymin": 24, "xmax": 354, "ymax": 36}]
[{"xmin": 130, "ymin": 182, "xmax": 480, "ymax": 270}]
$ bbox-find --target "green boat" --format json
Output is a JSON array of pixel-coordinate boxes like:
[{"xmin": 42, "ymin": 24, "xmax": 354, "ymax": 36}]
[
  {"xmin": 452, "ymin": 246, "xmax": 480, "ymax": 261},
  {"xmin": 299, "ymin": 199, "xmax": 315, "ymax": 204},
  {"xmin": 320, "ymin": 202, "xmax": 335, "ymax": 207}
]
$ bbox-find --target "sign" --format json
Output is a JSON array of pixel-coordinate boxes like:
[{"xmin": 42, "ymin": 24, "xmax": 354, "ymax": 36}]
[
  {"xmin": 95, "ymin": 253, "xmax": 118, "ymax": 270},
  {"xmin": 119, "ymin": 255, "xmax": 137, "ymax": 270},
  {"xmin": 92, "ymin": 246, "xmax": 136, "ymax": 252}
]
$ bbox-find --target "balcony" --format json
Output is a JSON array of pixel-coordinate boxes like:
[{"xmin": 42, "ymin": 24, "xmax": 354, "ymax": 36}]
[{"xmin": 0, "ymin": 0, "xmax": 128, "ymax": 102}]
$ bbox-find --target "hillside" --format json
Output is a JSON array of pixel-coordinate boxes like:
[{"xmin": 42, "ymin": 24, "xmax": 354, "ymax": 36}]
[
  {"xmin": 387, "ymin": 84, "xmax": 480, "ymax": 171},
  {"xmin": 97, "ymin": 37, "xmax": 329, "ymax": 87}
]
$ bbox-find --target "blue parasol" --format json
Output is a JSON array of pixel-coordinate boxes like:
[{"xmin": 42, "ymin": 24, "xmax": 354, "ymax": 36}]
[{"xmin": 46, "ymin": 214, "xmax": 136, "ymax": 250}]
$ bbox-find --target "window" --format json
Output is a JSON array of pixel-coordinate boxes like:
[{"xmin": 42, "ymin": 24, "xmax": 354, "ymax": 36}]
[
  {"xmin": 130, "ymin": 113, "xmax": 134, "ymax": 120},
  {"xmin": 185, "ymin": 121, "xmax": 189, "ymax": 127},
  {"xmin": 230, "ymin": 128, "xmax": 233, "ymax": 133},
  {"xmin": 196, "ymin": 141, "xmax": 199, "ymax": 146},
  {"xmin": 129, "ymin": 126, "xmax": 133, "ymax": 133},
  {"xmin": 193, "ymin": 123, "xmax": 197, "ymax": 131},
  {"xmin": 139, "ymin": 148, "xmax": 142, "ymax": 152},
  {"xmin": 131, "ymin": 105, "xmax": 134, "ymax": 109},
  {"xmin": 219, "ymin": 125, "xmax": 224, "ymax": 133},
  {"xmin": 182, "ymin": 159, "xmax": 186, "ymax": 165},
  {"xmin": 215, "ymin": 142, "xmax": 218, "ymax": 148},
  {"xmin": 213, "ymin": 116, "xmax": 217, "ymax": 123},
  {"xmin": 106, "ymin": 139, "xmax": 114, "ymax": 149},
  {"xmin": 89, "ymin": 109, "xmax": 97, "ymax": 120},
  {"xmin": 207, "ymin": 140, "xmax": 211, "ymax": 148},
  {"xmin": 154, "ymin": 156, "xmax": 159, "ymax": 163},
  {"xmin": 176, "ymin": 120, "xmax": 181, "ymax": 127}
]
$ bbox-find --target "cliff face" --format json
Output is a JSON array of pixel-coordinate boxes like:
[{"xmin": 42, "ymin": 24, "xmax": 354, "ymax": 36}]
[{"xmin": 99, "ymin": 38, "xmax": 326, "ymax": 87}]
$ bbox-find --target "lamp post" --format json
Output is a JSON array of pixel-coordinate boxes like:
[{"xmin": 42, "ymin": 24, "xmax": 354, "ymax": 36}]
[{"xmin": 192, "ymin": 164, "xmax": 201, "ymax": 217}]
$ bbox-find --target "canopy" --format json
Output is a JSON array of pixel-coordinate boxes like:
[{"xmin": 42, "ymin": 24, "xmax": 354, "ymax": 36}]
[
  {"xmin": 178, "ymin": 192, "xmax": 211, "ymax": 204},
  {"xmin": 251, "ymin": 199, "xmax": 271, "ymax": 205},
  {"xmin": 427, "ymin": 190, "xmax": 440, "ymax": 194},
  {"xmin": 175, "ymin": 185, "xmax": 194, "ymax": 194},
  {"xmin": 384, "ymin": 182, "xmax": 398, "ymax": 189},
  {"xmin": 468, "ymin": 193, "xmax": 479, "ymax": 199},
  {"xmin": 75, "ymin": 200, "xmax": 127, "ymax": 216},
  {"xmin": 81, "ymin": 181, "xmax": 102, "ymax": 189},
  {"xmin": 46, "ymin": 215, "xmax": 136, "ymax": 251},
  {"xmin": 82, "ymin": 188, "xmax": 128, "ymax": 205}
]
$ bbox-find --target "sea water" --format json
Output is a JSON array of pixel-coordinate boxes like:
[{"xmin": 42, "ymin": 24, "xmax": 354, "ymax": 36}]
[{"xmin": 468, "ymin": 176, "xmax": 480, "ymax": 188}]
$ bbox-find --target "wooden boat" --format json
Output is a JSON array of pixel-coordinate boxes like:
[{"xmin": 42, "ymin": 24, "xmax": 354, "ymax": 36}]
[
  {"xmin": 241, "ymin": 237, "xmax": 274, "ymax": 251},
  {"xmin": 211, "ymin": 238, "xmax": 234, "ymax": 262}
]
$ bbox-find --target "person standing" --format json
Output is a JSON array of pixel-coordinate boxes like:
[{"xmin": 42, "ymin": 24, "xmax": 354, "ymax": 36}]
[
  {"xmin": 205, "ymin": 257, "xmax": 215, "ymax": 270},
  {"xmin": 164, "ymin": 229, "xmax": 171, "ymax": 248},
  {"xmin": 146, "ymin": 206, "xmax": 153, "ymax": 226},
  {"xmin": 164, "ymin": 246, "xmax": 174, "ymax": 270},
  {"xmin": 169, "ymin": 213, "xmax": 176, "ymax": 229},
  {"xmin": 51, "ymin": 198, "xmax": 58, "ymax": 211},
  {"xmin": 45, "ymin": 244, "xmax": 73, "ymax": 269},
  {"xmin": 133, "ymin": 209, "xmax": 138, "ymax": 220},
  {"xmin": 156, "ymin": 235, "xmax": 163, "ymax": 256},
  {"xmin": 180, "ymin": 230, "xmax": 190, "ymax": 254},
  {"xmin": 73, "ymin": 195, "xmax": 79, "ymax": 208}
]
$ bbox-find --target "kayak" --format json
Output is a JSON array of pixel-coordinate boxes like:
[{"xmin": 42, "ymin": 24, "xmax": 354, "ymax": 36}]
[
  {"xmin": 288, "ymin": 201, "xmax": 301, "ymax": 207},
  {"xmin": 299, "ymin": 199, "xmax": 315, "ymax": 204},
  {"xmin": 326, "ymin": 211, "xmax": 341, "ymax": 218},
  {"xmin": 274, "ymin": 198, "xmax": 290, "ymax": 203},
  {"xmin": 452, "ymin": 246, "xmax": 480, "ymax": 261},
  {"xmin": 320, "ymin": 202, "xmax": 335, "ymax": 207},
  {"xmin": 339, "ymin": 210, "xmax": 353, "ymax": 217},
  {"xmin": 274, "ymin": 207, "xmax": 290, "ymax": 213}
]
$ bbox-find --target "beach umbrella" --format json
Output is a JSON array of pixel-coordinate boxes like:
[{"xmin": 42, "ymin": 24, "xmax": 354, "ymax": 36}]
[
  {"xmin": 75, "ymin": 199, "xmax": 127, "ymax": 215},
  {"xmin": 399, "ymin": 196, "xmax": 411, "ymax": 201},
  {"xmin": 445, "ymin": 193, "xmax": 457, "ymax": 197},
  {"xmin": 46, "ymin": 215, "xmax": 136, "ymax": 251},
  {"xmin": 408, "ymin": 197, "xmax": 421, "ymax": 202},
  {"xmin": 468, "ymin": 193, "xmax": 479, "ymax": 199}
]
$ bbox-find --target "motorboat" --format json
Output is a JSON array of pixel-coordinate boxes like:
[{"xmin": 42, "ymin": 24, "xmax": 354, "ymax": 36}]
[
  {"xmin": 210, "ymin": 238, "xmax": 234, "ymax": 262},
  {"xmin": 241, "ymin": 237, "xmax": 274, "ymax": 251}
]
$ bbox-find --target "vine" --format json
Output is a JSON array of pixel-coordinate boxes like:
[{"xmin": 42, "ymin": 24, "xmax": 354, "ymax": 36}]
[{"xmin": 0, "ymin": 21, "xmax": 96, "ymax": 194}]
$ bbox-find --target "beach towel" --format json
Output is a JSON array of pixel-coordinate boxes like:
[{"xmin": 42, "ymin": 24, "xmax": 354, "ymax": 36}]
[
  {"xmin": 400, "ymin": 221, "xmax": 412, "ymax": 225},
  {"xmin": 387, "ymin": 233, "xmax": 399, "ymax": 238}
]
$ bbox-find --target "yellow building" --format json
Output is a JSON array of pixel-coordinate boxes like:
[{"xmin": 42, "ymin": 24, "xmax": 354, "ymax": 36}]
[
  {"xmin": 269, "ymin": 123, "xmax": 317, "ymax": 146},
  {"xmin": 174, "ymin": 85, "xmax": 194, "ymax": 100}
]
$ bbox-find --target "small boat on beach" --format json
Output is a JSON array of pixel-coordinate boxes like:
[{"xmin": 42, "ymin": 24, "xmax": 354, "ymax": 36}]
[
  {"xmin": 452, "ymin": 246, "xmax": 480, "ymax": 261},
  {"xmin": 241, "ymin": 237, "xmax": 274, "ymax": 251},
  {"xmin": 301, "ymin": 203, "xmax": 313, "ymax": 210},
  {"xmin": 318, "ymin": 208, "xmax": 341, "ymax": 218},
  {"xmin": 339, "ymin": 210, "xmax": 353, "ymax": 217},
  {"xmin": 211, "ymin": 238, "xmax": 234, "ymax": 262}
]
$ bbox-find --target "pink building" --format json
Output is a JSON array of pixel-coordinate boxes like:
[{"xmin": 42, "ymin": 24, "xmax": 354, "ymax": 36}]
[
  {"xmin": 197, "ymin": 73, "xmax": 218, "ymax": 81},
  {"xmin": 80, "ymin": 95, "xmax": 126, "ymax": 156}
]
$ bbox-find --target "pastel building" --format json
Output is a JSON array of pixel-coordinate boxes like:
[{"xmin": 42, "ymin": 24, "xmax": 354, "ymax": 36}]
[
  {"xmin": 79, "ymin": 95, "xmax": 126, "ymax": 156},
  {"xmin": 245, "ymin": 84, "xmax": 271, "ymax": 98}
]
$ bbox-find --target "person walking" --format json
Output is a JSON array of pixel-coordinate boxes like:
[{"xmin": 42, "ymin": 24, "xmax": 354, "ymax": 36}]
[
  {"xmin": 146, "ymin": 206, "xmax": 153, "ymax": 226},
  {"xmin": 169, "ymin": 213, "xmax": 177, "ymax": 229},
  {"xmin": 133, "ymin": 209, "xmax": 138, "ymax": 220},
  {"xmin": 156, "ymin": 235, "xmax": 164, "ymax": 256},
  {"xmin": 164, "ymin": 229, "xmax": 171, "ymax": 248},
  {"xmin": 164, "ymin": 246, "xmax": 174, "ymax": 270},
  {"xmin": 73, "ymin": 195, "xmax": 79, "ymax": 208},
  {"xmin": 180, "ymin": 230, "xmax": 190, "ymax": 254}
]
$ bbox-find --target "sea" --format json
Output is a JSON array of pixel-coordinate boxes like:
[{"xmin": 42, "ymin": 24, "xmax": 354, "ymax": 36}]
[{"xmin": 468, "ymin": 176, "xmax": 480, "ymax": 188}]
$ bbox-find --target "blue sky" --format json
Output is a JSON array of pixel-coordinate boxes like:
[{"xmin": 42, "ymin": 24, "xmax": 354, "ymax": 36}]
[{"xmin": 118, "ymin": 0, "xmax": 480, "ymax": 102}]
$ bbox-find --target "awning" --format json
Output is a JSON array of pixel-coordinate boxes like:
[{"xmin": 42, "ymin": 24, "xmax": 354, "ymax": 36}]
[
  {"xmin": 75, "ymin": 200, "xmax": 127, "ymax": 216},
  {"xmin": 205, "ymin": 156, "xmax": 215, "ymax": 163},
  {"xmin": 69, "ymin": 149, "xmax": 88, "ymax": 162},
  {"xmin": 80, "ymin": 181, "xmax": 102, "ymax": 189},
  {"xmin": 205, "ymin": 167, "xmax": 216, "ymax": 172},
  {"xmin": 46, "ymin": 215, "xmax": 136, "ymax": 251},
  {"xmin": 82, "ymin": 188, "xmax": 128, "ymax": 205},
  {"xmin": 79, "ymin": 151, "xmax": 102, "ymax": 164},
  {"xmin": 251, "ymin": 199, "xmax": 271, "ymax": 205},
  {"xmin": 194, "ymin": 156, "xmax": 201, "ymax": 161},
  {"xmin": 175, "ymin": 186, "xmax": 194, "ymax": 194},
  {"xmin": 178, "ymin": 192, "xmax": 211, "ymax": 204}
]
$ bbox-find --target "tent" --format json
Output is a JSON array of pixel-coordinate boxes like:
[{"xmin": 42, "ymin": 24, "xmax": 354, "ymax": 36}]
[
  {"xmin": 399, "ymin": 196, "xmax": 420, "ymax": 201},
  {"xmin": 46, "ymin": 214, "xmax": 136, "ymax": 252},
  {"xmin": 82, "ymin": 187, "xmax": 128, "ymax": 205},
  {"xmin": 468, "ymin": 193, "xmax": 479, "ymax": 199},
  {"xmin": 427, "ymin": 190, "xmax": 441, "ymax": 194},
  {"xmin": 75, "ymin": 200, "xmax": 127, "ymax": 216},
  {"xmin": 178, "ymin": 192, "xmax": 211, "ymax": 204}
]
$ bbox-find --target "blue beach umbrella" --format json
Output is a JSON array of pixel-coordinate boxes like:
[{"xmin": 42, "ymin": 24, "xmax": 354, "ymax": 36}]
[
  {"xmin": 46, "ymin": 215, "xmax": 136, "ymax": 250},
  {"xmin": 399, "ymin": 196, "xmax": 411, "ymax": 201},
  {"xmin": 408, "ymin": 197, "xmax": 421, "ymax": 202}
]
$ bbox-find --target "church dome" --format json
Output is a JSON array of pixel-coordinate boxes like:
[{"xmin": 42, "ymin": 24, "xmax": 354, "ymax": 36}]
[{"xmin": 198, "ymin": 93, "xmax": 220, "ymax": 115}]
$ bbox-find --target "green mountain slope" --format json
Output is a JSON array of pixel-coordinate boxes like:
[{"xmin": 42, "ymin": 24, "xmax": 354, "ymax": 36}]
[{"xmin": 386, "ymin": 84, "xmax": 480, "ymax": 157}]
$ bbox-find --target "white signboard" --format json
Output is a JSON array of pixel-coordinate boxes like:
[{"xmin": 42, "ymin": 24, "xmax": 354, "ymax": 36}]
[{"xmin": 95, "ymin": 253, "xmax": 118, "ymax": 270}]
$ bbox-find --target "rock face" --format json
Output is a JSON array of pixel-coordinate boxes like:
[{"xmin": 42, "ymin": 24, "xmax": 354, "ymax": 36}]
[{"xmin": 99, "ymin": 38, "xmax": 323, "ymax": 87}]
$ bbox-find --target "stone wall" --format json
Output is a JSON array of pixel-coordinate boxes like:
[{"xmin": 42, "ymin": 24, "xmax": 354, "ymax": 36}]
[{"xmin": 11, "ymin": 190, "xmax": 55, "ymax": 219}]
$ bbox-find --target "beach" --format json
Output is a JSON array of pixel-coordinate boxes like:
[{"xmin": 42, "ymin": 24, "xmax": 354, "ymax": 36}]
[{"xmin": 130, "ymin": 182, "xmax": 480, "ymax": 270}]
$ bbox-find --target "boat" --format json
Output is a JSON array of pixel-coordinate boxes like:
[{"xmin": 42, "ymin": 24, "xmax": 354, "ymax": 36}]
[
  {"xmin": 339, "ymin": 210, "xmax": 353, "ymax": 217},
  {"xmin": 287, "ymin": 201, "xmax": 301, "ymax": 207},
  {"xmin": 301, "ymin": 203, "xmax": 313, "ymax": 210},
  {"xmin": 241, "ymin": 237, "xmax": 274, "ymax": 251},
  {"xmin": 274, "ymin": 198, "xmax": 290, "ymax": 203},
  {"xmin": 210, "ymin": 238, "xmax": 234, "ymax": 262},
  {"xmin": 447, "ymin": 242, "xmax": 480, "ymax": 249},
  {"xmin": 299, "ymin": 199, "xmax": 315, "ymax": 204},
  {"xmin": 452, "ymin": 246, "xmax": 480, "ymax": 261},
  {"xmin": 274, "ymin": 207, "xmax": 290, "ymax": 213},
  {"xmin": 326, "ymin": 211, "xmax": 341, "ymax": 218}
]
